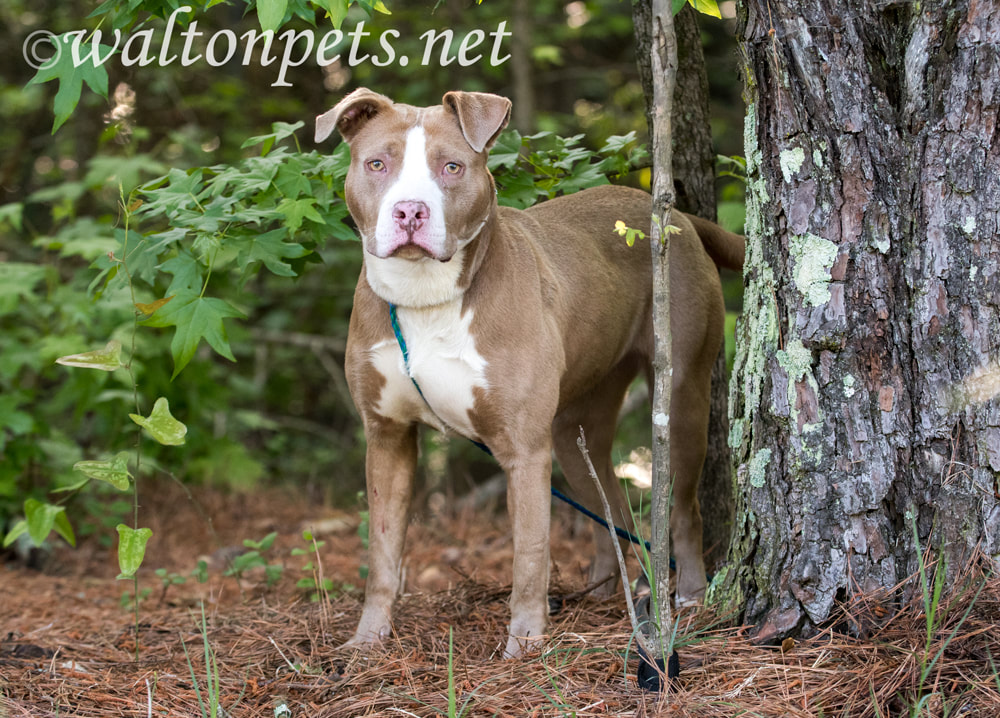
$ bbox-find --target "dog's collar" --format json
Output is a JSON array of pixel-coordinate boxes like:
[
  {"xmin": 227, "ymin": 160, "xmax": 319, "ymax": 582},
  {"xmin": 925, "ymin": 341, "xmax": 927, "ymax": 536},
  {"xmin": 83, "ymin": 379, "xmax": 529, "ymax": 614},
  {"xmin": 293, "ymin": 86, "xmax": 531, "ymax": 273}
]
[{"xmin": 387, "ymin": 303, "xmax": 493, "ymax": 454}]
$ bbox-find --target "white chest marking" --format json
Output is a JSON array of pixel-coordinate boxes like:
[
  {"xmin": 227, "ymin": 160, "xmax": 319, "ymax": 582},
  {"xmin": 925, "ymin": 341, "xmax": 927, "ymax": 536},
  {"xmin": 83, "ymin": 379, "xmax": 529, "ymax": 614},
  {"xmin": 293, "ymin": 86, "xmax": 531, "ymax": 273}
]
[
  {"xmin": 369, "ymin": 301, "xmax": 488, "ymax": 439},
  {"xmin": 366, "ymin": 248, "xmax": 467, "ymax": 308}
]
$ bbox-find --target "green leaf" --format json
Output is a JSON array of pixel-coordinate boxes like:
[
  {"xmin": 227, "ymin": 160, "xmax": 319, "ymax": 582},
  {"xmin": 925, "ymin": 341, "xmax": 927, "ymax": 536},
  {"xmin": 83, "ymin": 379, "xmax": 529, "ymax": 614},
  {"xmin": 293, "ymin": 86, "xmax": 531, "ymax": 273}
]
[
  {"xmin": 319, "ymin": 0, "xmax": 351, "ymax": 27},
  {"xmin": 241, "ymin": 120, "xmax": 304, "ymax": 154},
  {"xmin": 3, "ymin": 520, "xmax": 28, "ymax": 548},
  {"xmin": 141, "ymin": 292, "xmax": 245, "ymax": 377},
  {"xmin": 488, "ymin": 130, "xmax": 524, "ymax": 169},
  {"xmin": 0, "ymin": 262, "xmax": 47, "ymax": 304},
  {"xmin": 135, "ymin": 295, "xmax": 175, "ymax": 318},
  {"xmin": 27, "ymin": 33, "xmax": 112, "ymax": 133},
  {"xmin": 276, "ymin": 198, "xmax": 323, "ymax": 235},
  {"xmin": 689, "ymin": 0, "xmax": 723, "ymax": 18},
  {"xmin": 0, "ymin": 202, "xmax": 24, "ymax": 231},
  {"xmin": 55, "ymin": 339, "xmax": 122, "ymax": 371},
  {"xmin": 129, "ymin": 397, "xmax": 188, "ymax": 446},
  {"xmin": 73, "ymin": 452, "xmax": 132, "ymax": 490},
  {"xmin": 139, "ymin": 168, "xmax": 204, "ymax": 220},
  {"xmin": 160, "ymin": 252, "xmax": 204, "ymax": 296},
  {"xmin": 258, "ymin": 0, "xmax": 289, "ymax": 31},
  {"xmin": 0, "ymin": 395, "xmax": 33, "ymax": 435},
  {"xmin": 116, "ymin": 524, "xmax": 153, "ymax": 578},
  {"xmin": 24, "ymin": 498, "xmax": 66, "ymax": 547},
  {"xmin": 53, "ymin": 511, "xmax": 76, "ymax": 548}
]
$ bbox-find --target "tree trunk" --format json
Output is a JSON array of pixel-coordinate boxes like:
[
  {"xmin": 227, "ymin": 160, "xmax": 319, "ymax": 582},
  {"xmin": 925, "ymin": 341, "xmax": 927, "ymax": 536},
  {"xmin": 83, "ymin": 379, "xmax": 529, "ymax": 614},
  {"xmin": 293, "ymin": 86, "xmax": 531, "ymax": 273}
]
[
  {"xmin": 648, "ymin": 0, "xmax": 678, "ymax": 656},
  {"xmin": 633, "ymin": 1, "xmax": 735, "ymax": 572},
  {"xmin": 720, "ymin": 0, "xmax": 1000, "ymax": 640},
  {"xmin": 509, "ymin": 0, "xmax": 536, "ymax": 133}
]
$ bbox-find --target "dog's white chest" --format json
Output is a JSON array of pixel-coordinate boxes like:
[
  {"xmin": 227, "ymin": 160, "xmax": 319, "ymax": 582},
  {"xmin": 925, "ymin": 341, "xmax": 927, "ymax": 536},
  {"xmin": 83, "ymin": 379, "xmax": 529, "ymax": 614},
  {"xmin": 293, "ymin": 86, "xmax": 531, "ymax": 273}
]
[{"xmin": 369, "ymin": 302, "xmax": 488, "ymax": 439}]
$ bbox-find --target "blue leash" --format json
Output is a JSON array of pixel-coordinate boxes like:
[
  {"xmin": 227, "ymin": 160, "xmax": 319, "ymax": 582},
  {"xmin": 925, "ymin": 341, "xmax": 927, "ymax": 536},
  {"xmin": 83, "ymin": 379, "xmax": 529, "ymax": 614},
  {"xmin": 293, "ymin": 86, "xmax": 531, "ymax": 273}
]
[{"xmin": 388, "ymin": 303, "xmax": 652, "ymax": 552}]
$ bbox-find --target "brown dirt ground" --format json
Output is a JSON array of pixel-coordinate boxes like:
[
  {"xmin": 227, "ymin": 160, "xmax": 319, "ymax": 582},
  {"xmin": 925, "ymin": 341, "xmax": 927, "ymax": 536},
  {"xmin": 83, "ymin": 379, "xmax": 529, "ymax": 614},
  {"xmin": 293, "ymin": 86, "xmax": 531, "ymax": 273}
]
[{"xmin": 2, "ymin": 479, "xmax": 1000, "ymax": 717}]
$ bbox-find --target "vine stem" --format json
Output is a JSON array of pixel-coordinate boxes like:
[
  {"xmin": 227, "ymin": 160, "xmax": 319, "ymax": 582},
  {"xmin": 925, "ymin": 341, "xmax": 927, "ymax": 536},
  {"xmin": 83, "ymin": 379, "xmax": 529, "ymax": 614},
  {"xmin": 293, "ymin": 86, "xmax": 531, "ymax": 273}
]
[{"xmin": 118, "ymin": 186, "xmax": 143, "ymax": 661}]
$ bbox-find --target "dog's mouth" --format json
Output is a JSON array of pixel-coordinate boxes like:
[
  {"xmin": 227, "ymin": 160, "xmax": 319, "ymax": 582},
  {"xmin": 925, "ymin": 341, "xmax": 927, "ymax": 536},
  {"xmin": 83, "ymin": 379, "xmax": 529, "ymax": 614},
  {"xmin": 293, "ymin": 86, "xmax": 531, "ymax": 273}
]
[{"xmin": 390, "ymin": 243, "xmax": 451, "ymax": 262}]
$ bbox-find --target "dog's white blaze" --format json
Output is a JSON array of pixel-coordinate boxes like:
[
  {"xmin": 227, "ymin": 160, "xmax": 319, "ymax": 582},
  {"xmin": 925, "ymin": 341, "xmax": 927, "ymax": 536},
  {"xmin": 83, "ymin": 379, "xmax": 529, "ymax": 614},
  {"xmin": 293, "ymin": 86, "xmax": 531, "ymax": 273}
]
[
  {"xmin": 373, "ymin": 126, "xmax": 446, "ymax": 258},
  {"xmin": 366, "ymin": 248, "xmax": 466, "ymax": 308},
  {"xmin": 369, "ymin": 301, "xmax": 487, "ymax": 440}
]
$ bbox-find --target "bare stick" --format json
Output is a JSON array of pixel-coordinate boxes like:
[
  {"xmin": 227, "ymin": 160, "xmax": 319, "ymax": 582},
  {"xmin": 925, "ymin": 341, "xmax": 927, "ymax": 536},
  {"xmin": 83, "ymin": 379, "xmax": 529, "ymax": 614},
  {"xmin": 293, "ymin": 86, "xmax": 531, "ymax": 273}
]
[{"xmin": 577, "ymin": 427, "xmax": 651, "ymax": 655}]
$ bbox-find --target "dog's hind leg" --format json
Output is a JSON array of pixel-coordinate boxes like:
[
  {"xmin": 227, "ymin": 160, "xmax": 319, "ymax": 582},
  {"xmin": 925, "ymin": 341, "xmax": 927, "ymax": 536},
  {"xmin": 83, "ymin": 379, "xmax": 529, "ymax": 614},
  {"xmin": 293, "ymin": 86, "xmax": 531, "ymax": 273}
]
[
  {"xmin": 551, "ymin": 355, "xmax": 643, "ymax": 597},
  {"xmin": 667, "ymin": 374, "xmax": 711, "ymax": 605}
]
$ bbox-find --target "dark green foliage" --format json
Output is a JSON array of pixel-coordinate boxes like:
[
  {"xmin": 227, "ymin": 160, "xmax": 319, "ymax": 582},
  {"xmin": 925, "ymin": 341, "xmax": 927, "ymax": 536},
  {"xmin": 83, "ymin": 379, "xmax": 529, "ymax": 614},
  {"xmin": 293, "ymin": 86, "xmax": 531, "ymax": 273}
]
[{"xmin": 0, "ymin": 0, "xmax": 743, "ymax": 553}]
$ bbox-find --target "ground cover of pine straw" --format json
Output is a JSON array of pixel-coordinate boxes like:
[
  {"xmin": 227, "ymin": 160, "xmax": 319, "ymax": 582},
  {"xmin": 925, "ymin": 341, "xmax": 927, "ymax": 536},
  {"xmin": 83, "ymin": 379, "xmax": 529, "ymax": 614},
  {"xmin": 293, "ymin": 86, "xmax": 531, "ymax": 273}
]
[{"xmin": 2, "ymin": 480, "xmax": 1000, "ymax": 717}]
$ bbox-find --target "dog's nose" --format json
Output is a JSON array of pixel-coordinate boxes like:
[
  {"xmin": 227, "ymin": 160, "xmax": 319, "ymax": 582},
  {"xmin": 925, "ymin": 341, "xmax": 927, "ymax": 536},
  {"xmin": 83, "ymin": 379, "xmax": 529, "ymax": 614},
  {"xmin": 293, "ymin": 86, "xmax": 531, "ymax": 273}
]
[{"xmin": 393, "ymin": 201, "xmax": 429, "ymax": 233}]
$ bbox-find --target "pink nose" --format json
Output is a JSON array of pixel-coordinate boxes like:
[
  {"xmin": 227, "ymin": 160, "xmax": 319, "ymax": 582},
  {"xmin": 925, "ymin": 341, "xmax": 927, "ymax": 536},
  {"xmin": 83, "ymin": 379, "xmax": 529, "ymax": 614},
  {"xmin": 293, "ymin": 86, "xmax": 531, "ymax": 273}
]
[{"xmin": 393, "ymin": 201, "xmax": 429, "ymax": 234}]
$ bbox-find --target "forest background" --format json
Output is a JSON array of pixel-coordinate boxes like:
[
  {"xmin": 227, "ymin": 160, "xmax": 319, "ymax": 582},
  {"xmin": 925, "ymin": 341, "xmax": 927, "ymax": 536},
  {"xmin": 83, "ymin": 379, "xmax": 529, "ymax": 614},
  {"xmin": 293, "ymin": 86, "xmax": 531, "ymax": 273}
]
[{"xmin": 0, "ymin": 0, "xmax": 746, "ymax": 548}]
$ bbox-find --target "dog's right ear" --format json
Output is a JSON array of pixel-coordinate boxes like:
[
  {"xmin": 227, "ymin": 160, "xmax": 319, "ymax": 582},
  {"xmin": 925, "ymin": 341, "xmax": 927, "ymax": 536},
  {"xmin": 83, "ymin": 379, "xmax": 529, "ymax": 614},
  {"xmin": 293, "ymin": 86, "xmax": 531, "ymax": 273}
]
[{"xmin": 315, "ymin": 88, "xmax": 393, "ymax": 144}]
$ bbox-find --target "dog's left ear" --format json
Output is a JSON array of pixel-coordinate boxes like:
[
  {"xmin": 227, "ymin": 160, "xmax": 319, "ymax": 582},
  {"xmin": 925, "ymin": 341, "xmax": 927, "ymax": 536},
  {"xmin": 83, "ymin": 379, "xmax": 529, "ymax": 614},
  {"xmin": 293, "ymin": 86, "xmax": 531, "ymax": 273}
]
[
  {"xmin": 443, "ymin": 91, "xmax": 512, "ymax": 153},
  {"xmin": 315, "ymin": 87, "xmax": 393, "ymax": 144}
]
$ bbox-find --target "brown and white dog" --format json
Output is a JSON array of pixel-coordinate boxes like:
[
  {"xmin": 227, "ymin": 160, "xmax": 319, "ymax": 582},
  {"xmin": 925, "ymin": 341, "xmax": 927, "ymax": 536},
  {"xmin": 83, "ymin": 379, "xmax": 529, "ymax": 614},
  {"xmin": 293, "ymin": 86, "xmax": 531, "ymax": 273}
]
[{"xmin": 315, "ymin": 89, "xmax": 744, "ymax": 658}]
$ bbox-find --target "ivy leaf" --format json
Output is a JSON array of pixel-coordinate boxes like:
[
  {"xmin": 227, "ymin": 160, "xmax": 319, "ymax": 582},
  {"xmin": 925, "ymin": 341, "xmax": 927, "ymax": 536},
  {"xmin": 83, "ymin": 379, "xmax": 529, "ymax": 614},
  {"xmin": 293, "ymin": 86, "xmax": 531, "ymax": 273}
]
[
  {"xmin": 129, "ymin": 397, "xmax": 187, "ymax": 446},
  {"xmin": 27, "ymin": 33, "xmax": 112, "ymax": 133},
  {"xmin": 258, "ymin": 0, "xmax": 289, "ymax": 31},
  {"xmin": 73, "ymin": 452, "xmax": 132, "ymax": 490},
  {"xmin": 2, "ymin": 520, "xmax": 28, "ymax": 548},
  {"xmin": 55, "ymin": 339, "xmax": 122, "ymax": 371},
  {"xmin": 53, "ymin": 511, "xmax": 76, "ymax": 547},
  {"xmin": 24, "ymin": 499, "xmax": 75, "ymax": 547},
  {"xmin": 116, "ymin": 525, "xmax": 153, "ymax": 579},
  {"xmin": 141, "ymin": 292, "xmax": 245, "ymax": 376}
]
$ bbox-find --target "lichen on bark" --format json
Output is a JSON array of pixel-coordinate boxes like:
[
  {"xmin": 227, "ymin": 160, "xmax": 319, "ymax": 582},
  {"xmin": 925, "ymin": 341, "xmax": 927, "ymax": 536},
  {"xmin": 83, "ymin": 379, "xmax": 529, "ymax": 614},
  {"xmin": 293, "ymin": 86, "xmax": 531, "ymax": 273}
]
[{"xmin": 724, "ymin": 0, "xmax": 1000, "ymax": 639}]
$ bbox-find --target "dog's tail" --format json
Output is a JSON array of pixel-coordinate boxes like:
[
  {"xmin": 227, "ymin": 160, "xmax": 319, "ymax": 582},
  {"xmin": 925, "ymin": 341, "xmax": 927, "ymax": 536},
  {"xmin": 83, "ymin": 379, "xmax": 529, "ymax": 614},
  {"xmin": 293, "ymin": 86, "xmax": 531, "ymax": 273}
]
[{"xmin": 686, "ymin": 214, "xmax": 745, "ymax": 272}]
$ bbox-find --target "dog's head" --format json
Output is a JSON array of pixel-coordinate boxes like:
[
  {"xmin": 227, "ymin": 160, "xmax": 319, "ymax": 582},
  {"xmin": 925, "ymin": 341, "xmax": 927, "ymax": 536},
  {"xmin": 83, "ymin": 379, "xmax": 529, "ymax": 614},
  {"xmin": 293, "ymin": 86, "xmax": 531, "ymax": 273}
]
[{"xmin": 316, "ymin": 89, "xmax": 511, "ymax": 264}]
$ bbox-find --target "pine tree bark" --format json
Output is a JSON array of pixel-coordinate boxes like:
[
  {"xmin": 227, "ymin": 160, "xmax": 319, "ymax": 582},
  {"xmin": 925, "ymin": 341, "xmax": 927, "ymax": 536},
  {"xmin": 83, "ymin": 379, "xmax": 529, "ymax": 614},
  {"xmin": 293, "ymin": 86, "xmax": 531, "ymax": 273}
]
[{"xmin": 721, "ymin": 0, "xmax": 1000, "ymax": 639}]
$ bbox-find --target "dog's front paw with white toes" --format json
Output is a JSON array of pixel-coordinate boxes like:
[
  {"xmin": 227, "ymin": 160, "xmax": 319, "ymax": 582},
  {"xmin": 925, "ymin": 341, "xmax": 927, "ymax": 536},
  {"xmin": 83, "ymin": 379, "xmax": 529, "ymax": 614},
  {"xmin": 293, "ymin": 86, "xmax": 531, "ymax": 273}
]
[
  {"xmin": 502, "ymin": 617, "xmax": 547, "ymax": 659},
  {"xmin": 339, "ymin": 614, "xmax": 392, "ymax": 652}
]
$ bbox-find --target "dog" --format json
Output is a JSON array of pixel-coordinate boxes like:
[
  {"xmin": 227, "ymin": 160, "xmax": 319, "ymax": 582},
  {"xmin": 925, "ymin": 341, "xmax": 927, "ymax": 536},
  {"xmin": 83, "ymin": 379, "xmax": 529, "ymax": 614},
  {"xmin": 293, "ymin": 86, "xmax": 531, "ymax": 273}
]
[{"xmin": 314, "ymin": 88, "xmax": 744, "ymax": 658}]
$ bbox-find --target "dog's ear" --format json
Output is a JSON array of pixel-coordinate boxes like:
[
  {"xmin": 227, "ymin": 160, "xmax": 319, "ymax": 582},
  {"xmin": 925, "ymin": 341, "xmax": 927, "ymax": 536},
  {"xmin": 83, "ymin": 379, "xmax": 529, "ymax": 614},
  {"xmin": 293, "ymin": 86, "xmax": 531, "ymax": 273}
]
[
  {"xmin": 442, "ymin": 91, "xmax": 512, "ymax": 153},
  {"xmin": 315, "ymin": 88, "xmax": 393, "ymax": 144}
]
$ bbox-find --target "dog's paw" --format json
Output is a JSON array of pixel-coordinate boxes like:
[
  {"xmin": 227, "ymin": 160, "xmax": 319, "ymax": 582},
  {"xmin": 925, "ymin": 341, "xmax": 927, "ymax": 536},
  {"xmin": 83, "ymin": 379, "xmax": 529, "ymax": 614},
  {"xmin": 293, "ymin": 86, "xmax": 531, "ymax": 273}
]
[
  {"xmin": 339, "ymin": 620, "xmax": 391, "ymax": 652},
  {"xmin": 675, "ymin": 591, "xmax": 706, "ymax": 609},
  {"xmin": 336, "ymin": 635, "xmax": 378, "ymax": 653},
  {"xmin": 503, "ymin": 615, "xmax": 547, "ymax": 659},
  {"xmin": 502, "ymin": 632, "xmax": 545, "ymax": 659}
]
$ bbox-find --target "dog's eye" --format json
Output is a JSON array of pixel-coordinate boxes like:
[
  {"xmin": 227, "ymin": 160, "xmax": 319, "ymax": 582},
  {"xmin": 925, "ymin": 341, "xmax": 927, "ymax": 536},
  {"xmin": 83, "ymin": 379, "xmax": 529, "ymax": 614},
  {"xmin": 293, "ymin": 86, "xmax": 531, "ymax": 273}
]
[
  {"xmin": 444, "ymin": 162, "xmax": 462, "ymax": 175},
  {"xmin": 366, "ymin": 159, "xmax": 385, "ymax": 172}
]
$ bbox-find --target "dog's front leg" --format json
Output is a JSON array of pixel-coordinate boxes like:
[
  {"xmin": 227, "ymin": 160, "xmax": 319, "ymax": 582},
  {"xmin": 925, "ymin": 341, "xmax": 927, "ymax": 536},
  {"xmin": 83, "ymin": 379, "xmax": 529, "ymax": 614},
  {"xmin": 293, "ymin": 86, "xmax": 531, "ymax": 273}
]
[
  {"xmin": 503, "ymin": 449, "xmax": 552, "ymax": 659},
  {"xmin": 347, "ymin": 419, "xmax": 418, "ymax": 648}
]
